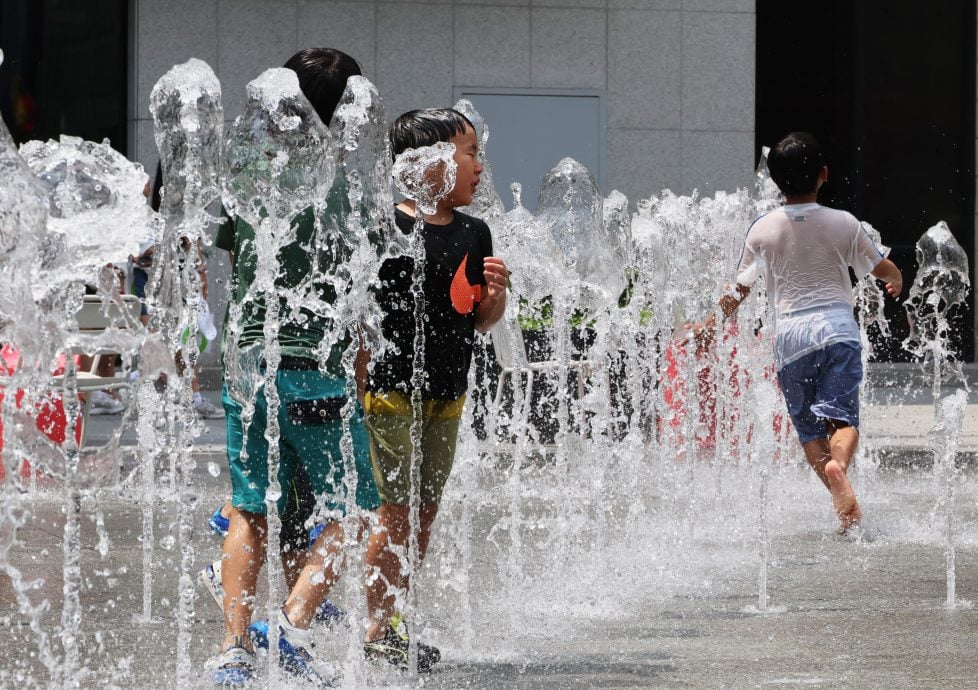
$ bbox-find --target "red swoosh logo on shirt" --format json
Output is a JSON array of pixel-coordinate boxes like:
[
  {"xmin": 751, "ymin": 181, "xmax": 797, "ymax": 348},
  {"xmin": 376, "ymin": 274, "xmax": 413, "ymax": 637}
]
[{"xmin": 450, "ymin": 254, "xmax": 482, "ymax": 314}]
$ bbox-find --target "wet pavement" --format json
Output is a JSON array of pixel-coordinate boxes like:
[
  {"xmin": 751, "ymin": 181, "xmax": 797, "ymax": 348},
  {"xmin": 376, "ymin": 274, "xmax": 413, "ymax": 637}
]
[{"xmin": 1, "ymin": 387, "xmax": 978, "ymax": 688}]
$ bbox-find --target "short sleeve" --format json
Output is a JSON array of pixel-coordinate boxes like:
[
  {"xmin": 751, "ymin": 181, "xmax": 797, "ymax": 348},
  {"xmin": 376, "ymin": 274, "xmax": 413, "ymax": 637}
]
[
  {"xmin": 848, "ymin": 216, "xmax": 884, "ymax": 278},
  {"xmin": 735, "ymin": 230, "xmax": 759, "ymax": 286},
  {"xmin": 478, "ymin": 218, "xmax": 493, "ymax": 259},
  {"xmin": 475, "ymin": 218, "xmax": 493, "ymax": 287}
]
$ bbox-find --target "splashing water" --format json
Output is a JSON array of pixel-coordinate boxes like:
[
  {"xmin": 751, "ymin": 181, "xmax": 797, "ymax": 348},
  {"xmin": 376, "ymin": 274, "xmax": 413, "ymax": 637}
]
[
  {"xmin": 148, "ymin": 56, "xmax": 224, "ymax": 682},
  {"xmin": 904, "ymin": 221, "xmax": 971, "ymax": 392},
  {"xmin": 454, "ymin": 98, "xmax": 505, "ymax": 220},
  {"xmin": 19, "ymin": 136, "xmax": 151, "ymax": 297},
  {"xmin": 392, "ymin": 141, "xmax": 457, "ymax": 217},
  {"xmin": 3, "ymin": 65, "xmax": 978, "ymax": 688},
  {"xmin": 929, "ymin": 389, "xmax": 968, "ymax": 608},
  {"xmin": 222, "ymin": 66, "xmax": 337, "ymax": 682}
]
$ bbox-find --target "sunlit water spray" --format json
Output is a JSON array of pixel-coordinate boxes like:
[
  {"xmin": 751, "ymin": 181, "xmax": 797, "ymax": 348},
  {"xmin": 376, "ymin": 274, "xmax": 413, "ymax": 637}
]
[
  {"xmin": 222, "ymin": 66, "xmax": 338, "ymax": 682},
  {"xmin": 148, "ymin": 56, "xmax": 224, "ymax": 680},
  {"xmin": 904, "ymin": 221, "xmax": 972, "ymax": 609},
  {"xmin": 391, "ymin": 138, "xmax": 457, "ymax": 676},
  {"xmin": 2, "ymin": 58, "xmax": 978, "ymax": 686}
]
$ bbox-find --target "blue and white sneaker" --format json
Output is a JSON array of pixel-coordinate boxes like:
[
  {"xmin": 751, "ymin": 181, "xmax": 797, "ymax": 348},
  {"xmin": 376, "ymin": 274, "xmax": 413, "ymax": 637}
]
[
  {"xmin": 278, "ymin": 625, "xmax": 339, "ymax": 688},
  {"xmin": 247, "ymin": 619, "xmax": 338, "ymax": 687},
  {"xmin": 307, "ymin": 523, "xmax": 326, "ymax": 548},
  {"xmin": 247, "ymin": 601, "xmax": 344, "ymax": 647},
  {"xmin": 209, "ymin": 506, "xmax": 230, "ymax": 538},
  {"xmin": 247, "ymin": 619, "xmax": 269, "ymax": 649},
  {"xmin": 205, "ymin": 645, "xmax": 255, "ymax": 687},
  {"xmin": 313, "ymin": 599, "xmax": 345, "ymax": 627},
  {"xmin": 199, "ymin": 560, "xmax": 225, "ymax": 610}
]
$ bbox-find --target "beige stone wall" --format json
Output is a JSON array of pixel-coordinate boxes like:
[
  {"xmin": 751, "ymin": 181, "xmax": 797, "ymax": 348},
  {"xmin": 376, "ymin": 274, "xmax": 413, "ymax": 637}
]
[{"xmin": 129, "ymin": 0, "xmax": 757, "ymax": 376}]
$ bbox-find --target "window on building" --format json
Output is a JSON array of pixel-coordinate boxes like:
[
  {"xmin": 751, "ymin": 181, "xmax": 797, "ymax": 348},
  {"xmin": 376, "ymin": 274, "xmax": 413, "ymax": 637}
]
[{"xmin": 454, "ymin": 88, "xmax": 606, "ymax": 212}]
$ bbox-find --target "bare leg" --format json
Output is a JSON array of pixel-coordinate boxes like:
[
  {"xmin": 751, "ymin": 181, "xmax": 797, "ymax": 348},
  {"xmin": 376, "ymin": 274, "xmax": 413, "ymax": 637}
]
[
  {"xmin": 801, "ymin": 421, "xmax": 861, "ymax": 531},
  {"xmin": 221, "ymin": 508, "xmax": 267, "ymax": 651},
  {"xmin": 363, "ymin": 503, "xmax": 439, "ymax": 642},
  {"xmin": 280, "ymin": 540, "xmax": 307, "ymax": 591},
  {"xmin": 801, "ymin": 438, "xmax": 832, "ymax": 491},
  {"xmin": 281, "ymin": 519, "xmax": 367, "ymax": 628}
]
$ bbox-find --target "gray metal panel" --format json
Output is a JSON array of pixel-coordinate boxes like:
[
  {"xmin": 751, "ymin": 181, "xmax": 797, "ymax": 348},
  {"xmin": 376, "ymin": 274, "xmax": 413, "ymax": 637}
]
[{"xmin": 454, "ymin": 87, "xmax": 606, "ymax": 211}]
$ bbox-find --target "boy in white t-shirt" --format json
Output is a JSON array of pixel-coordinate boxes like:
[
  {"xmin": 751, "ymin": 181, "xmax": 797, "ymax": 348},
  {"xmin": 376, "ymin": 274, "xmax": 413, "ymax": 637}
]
[{"xmin": 698, "ymin": 132, "xmax": 902, "ymax": 533}]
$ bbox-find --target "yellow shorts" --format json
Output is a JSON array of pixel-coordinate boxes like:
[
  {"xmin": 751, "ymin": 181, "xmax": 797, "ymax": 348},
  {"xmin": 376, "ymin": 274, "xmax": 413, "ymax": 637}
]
[{"xmin": 364, "ymin": 391, "xmax": 465, "ymax": 505}]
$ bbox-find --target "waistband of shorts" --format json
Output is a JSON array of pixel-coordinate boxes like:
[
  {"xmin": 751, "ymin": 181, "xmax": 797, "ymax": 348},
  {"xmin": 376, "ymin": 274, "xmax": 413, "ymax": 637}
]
[
  {"xmin": 364, "ymin": 390, "xmax": 466, "ymax": 419},
  {"xmin": 260, "ymin": 356, "xmax": 319, "ymax": 371}
]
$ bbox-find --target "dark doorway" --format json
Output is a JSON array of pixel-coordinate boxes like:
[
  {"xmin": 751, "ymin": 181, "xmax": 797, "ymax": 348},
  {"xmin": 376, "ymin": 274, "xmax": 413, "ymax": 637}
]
[
  {"xmin": 0, "ymin": 0, "xmax": 129, "ymax": 152},
  {"xmin": 757, "ymin": 1, "xmax": 976, "ymax": 362}
]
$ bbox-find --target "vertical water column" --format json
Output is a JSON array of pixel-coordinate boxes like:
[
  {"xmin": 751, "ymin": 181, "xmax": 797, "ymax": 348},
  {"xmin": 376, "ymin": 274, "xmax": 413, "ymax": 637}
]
[
  {"xmin": 904, "ymin": 221, "xmax": 971, "ymax": 608},
  {"xmin": 0, "ymin": 53, "xmax": 64, "ymax": 681},
  {"xmin": 392, "ymin": 140, "xmax": 457, "ymax": 675},
  {"xmin": 223, "ymin": 67, "xmax": 336, "ymax": 681},
  {"xmin": 930, "ymin": 390, "xmax": 968, "ymax": 608},
  {"xmin": 853, "ymin": 222, "xmax": 891, "ymax": 491},
  {"xmin": 19, "ymin": 126, "xmax": 154, "ymax": 685},
  {"xmin": 326, "ymin": 74, "xmax": 401, "ymax": 678},
  {"xmin": 535, "ymin": 159, "xmax": 615, "ymax": 570},
  {"xmin": 481, "ymin": 183, "xmax": 544, "ymax": 633},
  {"xmin": 149, "ymin": 58, "xmax": 224, "ymax": 680},
  {"xmin": 904, "ymin": 221, "xmax": 971, "ymax": 411}
]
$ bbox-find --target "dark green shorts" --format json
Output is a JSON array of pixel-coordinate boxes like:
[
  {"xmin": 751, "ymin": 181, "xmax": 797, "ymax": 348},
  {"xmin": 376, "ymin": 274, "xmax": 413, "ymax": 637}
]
[
  {"xmin": 364, "ymin": 391, "xmax": 464, "ymax": 505},
  {"xmin": 223, "ymin": 369, "xmax": 380, "ymax": 516}
]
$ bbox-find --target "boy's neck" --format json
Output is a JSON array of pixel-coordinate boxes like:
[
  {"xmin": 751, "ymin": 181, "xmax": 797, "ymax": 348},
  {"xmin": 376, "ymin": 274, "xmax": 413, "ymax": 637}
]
[
  {"xmin": 784, "ymin": 193, "xmax": 818, "ymax": 205},
  {"xmin": 397, "ymin": 199, "xmax": 455, "ymax": 226}
]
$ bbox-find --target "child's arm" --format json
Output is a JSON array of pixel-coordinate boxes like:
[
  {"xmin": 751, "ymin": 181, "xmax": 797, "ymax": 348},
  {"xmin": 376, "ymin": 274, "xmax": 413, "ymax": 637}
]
[
  {"xmin": 475, "ymin": 256, "xmax": 508, "ymax": 332},
  {"xmin": 870, "ymin": 258, "xmax": 903, "ymax": 298},
  {"xmin": 691, "ymin": 283, "xmax": 751, "ymax": 349}
]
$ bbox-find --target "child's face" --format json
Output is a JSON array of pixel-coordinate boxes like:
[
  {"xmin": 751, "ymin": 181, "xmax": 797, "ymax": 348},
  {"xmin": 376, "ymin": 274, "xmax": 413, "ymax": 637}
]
[{"xmin": 443, "ymin": 124, "xmax": 482, "ymax": 209}]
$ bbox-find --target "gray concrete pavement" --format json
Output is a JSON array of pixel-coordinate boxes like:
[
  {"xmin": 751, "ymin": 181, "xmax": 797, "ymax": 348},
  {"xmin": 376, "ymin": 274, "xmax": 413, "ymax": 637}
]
[{"xmin": 1, "ymin": 388, "xmax": 977, "ymax": 689}]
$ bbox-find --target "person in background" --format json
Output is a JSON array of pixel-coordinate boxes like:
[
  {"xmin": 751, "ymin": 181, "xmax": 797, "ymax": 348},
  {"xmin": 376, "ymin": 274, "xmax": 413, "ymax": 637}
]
[{"xmin": 694, "ymin": 131, "xmax": 902, "ymax": 534}]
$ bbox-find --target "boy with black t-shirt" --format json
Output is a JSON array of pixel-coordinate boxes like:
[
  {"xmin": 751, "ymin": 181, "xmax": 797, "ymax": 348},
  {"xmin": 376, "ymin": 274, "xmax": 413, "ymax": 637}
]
[{"xmin": 362, "ymin": 109, "xmax": 508, "ymax": 669}]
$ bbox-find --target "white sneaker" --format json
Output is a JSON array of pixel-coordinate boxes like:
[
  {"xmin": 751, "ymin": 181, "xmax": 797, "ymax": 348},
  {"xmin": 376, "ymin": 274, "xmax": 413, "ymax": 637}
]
[
  {"xmin": 199, "ymin": 559, "xmax": 224, "ymax": 611},
  {"xmin": 89, "ymin": 390, "xmax": 125, "ymax": 415},
  {"xmin": 205, "ymin": 645, "xmax": 255, "ymax": 686},
  {"xmin": 195, "ymin": 399, "xmax": 225, "ymax": 419},
  {"xmin": 279, "ymin": 615, "xmax": 341, "ymax": 686}
]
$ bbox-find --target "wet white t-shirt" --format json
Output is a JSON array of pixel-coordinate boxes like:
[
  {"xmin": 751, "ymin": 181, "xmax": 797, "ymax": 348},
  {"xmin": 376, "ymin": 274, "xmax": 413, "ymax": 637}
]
[{"xmin": 736, "ymin": 203, "xmax": 883, "ymax": 368}]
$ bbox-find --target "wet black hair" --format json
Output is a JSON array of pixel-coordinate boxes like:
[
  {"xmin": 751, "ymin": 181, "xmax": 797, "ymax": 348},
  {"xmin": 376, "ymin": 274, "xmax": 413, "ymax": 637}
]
[
  {"xmin": 388, "ymin": 108, "xmax": 474, "ymax": 160},
  {"xmin": 283, "ymin": 48, "xmax": 362, "ymax": 126},
  {"xmin": 767, "ymin": 131, "xmax": 825, "ymax": 196}
]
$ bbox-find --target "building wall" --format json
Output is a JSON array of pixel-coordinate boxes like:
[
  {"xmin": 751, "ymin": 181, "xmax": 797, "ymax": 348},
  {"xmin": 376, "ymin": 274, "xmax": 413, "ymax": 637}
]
[
  {"xmin": 131, "ymin": 0, "xmax": 755, "ymax": 203},
  {"xmin": 129, "ymin": 0, "xmax": 756, "ymax": 375}
]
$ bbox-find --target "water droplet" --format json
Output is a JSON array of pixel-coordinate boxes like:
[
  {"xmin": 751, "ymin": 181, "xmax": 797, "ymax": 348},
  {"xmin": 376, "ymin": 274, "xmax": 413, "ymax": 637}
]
[{"xmin": 208, "ymin": 462, "xmax": 221, "ymax": 477}]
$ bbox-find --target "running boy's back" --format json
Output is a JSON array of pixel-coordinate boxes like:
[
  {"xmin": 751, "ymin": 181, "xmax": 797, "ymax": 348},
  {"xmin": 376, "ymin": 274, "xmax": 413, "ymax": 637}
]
[
  {"xmin": 707, "ymin": 131, "xmax": 902, "ymax": 534},
  {"xmin": 741, "ymin": 204, "xmax": 881, "ymax": 312},
  {"xmin": 739, "ymin": 203, "xmax": 885, "ymax": 367}
]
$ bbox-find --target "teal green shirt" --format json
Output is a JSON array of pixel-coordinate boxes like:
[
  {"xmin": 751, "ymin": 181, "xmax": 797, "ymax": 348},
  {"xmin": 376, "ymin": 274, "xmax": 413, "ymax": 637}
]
[{"xmin": 216, "ymin": 184, "xmax": 354, "ymax": 375}]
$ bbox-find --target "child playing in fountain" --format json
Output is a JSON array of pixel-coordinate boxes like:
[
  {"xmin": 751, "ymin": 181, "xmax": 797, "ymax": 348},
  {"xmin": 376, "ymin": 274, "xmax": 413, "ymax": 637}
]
[
  {"xmin": 695, "ymin": 131, "xmax": 902, "ymax": 534},
  {"xmin": 206, "ymin": 48, "xmax": 381, "ymax": 687},
  {"xmin": 360, "ymin": 109, "xmax": 509, "ymax": 670}
]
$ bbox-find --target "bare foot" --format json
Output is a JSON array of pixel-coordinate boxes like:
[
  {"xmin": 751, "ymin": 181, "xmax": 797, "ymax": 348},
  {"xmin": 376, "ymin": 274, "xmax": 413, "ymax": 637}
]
[
  {"xmin": 824, "ymin": 459, "xmax": 861, "ymax": 530},
  {"xmin": 836, "ymin": 507, "xmax": 862, "ymax": 535}
]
